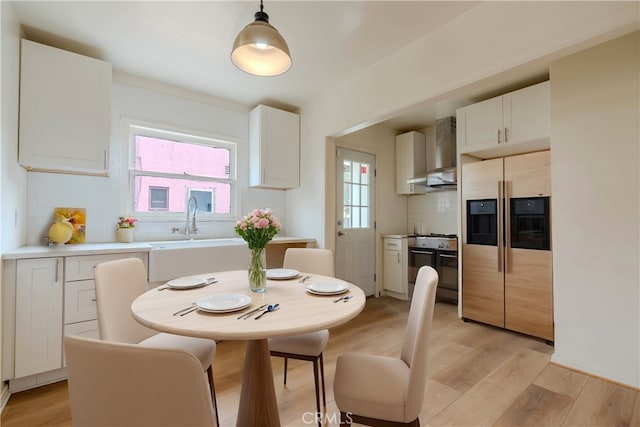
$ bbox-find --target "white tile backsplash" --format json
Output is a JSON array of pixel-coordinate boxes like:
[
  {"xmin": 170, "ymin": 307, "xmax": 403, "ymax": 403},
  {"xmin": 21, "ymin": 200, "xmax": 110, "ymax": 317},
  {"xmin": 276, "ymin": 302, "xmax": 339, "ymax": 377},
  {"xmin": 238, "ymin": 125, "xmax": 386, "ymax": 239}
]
[{"xmin": 407, "ymin": 191, "xmax": 458, "ymax": 235}]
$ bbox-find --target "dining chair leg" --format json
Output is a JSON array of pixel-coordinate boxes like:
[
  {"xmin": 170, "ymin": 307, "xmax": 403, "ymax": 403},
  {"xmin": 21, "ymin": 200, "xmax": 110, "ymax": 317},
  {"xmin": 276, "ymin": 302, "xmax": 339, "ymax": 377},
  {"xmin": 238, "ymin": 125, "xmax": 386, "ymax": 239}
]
[
  {"xmin": 283, "ymin": 357, "xmax": 289, "ymax": 385},
  {"xmin": 313, "ymin": 357, "xmax": 321, "ymax": 426},
  {"xmin": 207, "ymin": 365, "xmax": 220, "ymax": 427},
  {"xmin": 319, "ymin": 353, "xmax": 326, "ymax": 409}
]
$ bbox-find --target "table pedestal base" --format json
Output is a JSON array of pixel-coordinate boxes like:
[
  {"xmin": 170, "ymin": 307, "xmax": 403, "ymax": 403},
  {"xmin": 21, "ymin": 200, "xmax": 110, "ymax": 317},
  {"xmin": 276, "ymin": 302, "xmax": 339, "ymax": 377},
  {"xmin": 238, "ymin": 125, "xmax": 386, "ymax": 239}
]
[{"xmin": 237, "ymin": 339, "xmax": 281, "ymax": 427}]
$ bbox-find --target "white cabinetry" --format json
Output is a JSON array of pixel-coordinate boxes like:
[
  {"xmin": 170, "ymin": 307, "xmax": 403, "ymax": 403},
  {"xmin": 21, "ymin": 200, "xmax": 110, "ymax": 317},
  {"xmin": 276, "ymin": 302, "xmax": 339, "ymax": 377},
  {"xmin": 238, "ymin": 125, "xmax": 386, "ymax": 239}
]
[
  {"xmin": 63, "ymin": 253, "xmax": 148, "ymax": 354},
  {"xmin": 383, "ymin": 236, "xmax": 408, "ymax": 300},
  {"xmin": 3, "ymin": 251, "xmax": 148, "ymax": 391},
  {"xmin": 19, "ymin": 39, "xmax": 111, "ymax": 176},
  {"xmin": 14, "ymin": 258, "xmax": 64, "ymax": 378},
  {"xmin": 395, "ymin": 131, "xmax": 426, "ymax": 195},
  {"xmin": 457, "ymin": 81, "xmax": 550, "ymax": 158},
  {"xmin": 249, "ymin": 104, "xmax": 300, "ymax": 189}
]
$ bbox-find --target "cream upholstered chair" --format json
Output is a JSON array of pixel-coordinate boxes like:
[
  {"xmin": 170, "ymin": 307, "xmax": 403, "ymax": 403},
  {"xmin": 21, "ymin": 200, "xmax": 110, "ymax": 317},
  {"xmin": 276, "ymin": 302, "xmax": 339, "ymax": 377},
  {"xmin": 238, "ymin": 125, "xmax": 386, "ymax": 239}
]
[
  {"xmin": 64, "ymin": 334, "xmax": 217, "ymax": 427},
  {"xmin": 268, "ymin": 248, "xmax": 334, "ymax": 420},
  {"xmin": 333, "ymin": 266, "xmax": 438, "ymax": 427},
  {"xmin": 94, "ymin": 257, "xmax": 219, "ymax": 426}
]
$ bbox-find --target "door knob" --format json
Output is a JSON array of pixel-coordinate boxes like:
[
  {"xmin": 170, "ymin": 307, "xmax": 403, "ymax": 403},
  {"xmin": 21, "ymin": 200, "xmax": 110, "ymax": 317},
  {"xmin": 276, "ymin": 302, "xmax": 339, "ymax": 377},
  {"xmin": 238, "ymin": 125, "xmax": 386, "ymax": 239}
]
[{"xmin": 337, "ymin": 231, "xmax": 345, "ymax": 236}]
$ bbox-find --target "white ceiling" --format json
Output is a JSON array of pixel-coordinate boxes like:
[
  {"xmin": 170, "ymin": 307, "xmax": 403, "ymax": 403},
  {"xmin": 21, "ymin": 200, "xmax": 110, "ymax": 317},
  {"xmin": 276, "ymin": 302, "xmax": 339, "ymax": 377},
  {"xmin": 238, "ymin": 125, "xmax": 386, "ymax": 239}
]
[{"xmin": 9, "ymin": 0, "xmax": 480, "ymax": 117}]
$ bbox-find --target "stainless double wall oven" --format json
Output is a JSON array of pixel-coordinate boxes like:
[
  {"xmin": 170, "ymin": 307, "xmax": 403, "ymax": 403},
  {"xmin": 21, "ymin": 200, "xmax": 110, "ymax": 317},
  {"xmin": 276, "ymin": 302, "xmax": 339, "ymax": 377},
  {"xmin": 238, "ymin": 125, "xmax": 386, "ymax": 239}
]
[{"xmin": 408, "ymin": 234, "xmax": 458, "ymax": 304}]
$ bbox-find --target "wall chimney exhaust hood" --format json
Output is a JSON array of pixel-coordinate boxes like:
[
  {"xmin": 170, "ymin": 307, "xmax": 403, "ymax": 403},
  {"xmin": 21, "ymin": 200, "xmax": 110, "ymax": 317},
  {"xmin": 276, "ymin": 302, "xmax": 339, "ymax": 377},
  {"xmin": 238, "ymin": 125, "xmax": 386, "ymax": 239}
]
[{"xmin": 407, "ymin": 117, "xmax": 457, "ymax": 192}]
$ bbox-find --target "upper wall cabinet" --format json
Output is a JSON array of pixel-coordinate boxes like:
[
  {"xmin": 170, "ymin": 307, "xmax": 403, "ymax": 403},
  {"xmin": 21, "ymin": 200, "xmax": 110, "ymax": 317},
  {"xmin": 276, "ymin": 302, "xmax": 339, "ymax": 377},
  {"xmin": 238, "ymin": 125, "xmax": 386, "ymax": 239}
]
[
  {"xmin": 19, "ymin": 40, "xmax": 112, "ymax": 176},
  {"xmin": 457, "ymin": 81, "xmax": 550, "ymax": 159},
  {"xmin": 249, "ymin": 104, "xmax": 300, "ymax": 189},
  {"xmin": 395, "ymin": 131, "xmax": 426, "ymax": 195}
]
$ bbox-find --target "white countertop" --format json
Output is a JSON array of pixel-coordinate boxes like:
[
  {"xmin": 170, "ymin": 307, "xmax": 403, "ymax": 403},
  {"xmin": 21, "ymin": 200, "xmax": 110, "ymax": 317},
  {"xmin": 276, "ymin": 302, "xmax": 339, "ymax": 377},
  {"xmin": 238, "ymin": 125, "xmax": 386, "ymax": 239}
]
[
  {"xmin": 2, "ymin": 242, "xmax": 153, "ymax": 260},
  {"xmin": 2, "ymin": 236, "xmax": 316, "ymax": 260}
]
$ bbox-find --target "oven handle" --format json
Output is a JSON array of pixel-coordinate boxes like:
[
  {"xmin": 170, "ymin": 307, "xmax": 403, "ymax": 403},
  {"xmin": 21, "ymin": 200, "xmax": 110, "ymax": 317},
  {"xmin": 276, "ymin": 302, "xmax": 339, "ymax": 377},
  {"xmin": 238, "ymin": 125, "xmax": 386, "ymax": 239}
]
[
  {"xmin": 410, "ymin": 249, "xmax": 434, "ymax": 255},
  {"xmin": 438, "ymin": 253, "xmax": 457, "ymax": 259}
]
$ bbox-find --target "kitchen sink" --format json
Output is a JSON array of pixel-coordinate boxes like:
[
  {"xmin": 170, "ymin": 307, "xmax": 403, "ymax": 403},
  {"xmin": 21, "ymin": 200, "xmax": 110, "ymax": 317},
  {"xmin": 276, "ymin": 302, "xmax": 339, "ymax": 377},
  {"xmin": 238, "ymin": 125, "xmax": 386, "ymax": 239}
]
[{"xmin": 148, "ymin": 238, "xmax": 251, "ymax": 283}]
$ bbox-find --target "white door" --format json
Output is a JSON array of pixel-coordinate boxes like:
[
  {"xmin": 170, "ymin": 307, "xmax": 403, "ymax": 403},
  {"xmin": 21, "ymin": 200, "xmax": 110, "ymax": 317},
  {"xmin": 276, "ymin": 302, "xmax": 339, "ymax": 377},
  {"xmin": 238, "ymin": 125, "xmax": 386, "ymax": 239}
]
[{"xmin": 335, "ymin": 148, "xmax": 376, "ymax": 296}]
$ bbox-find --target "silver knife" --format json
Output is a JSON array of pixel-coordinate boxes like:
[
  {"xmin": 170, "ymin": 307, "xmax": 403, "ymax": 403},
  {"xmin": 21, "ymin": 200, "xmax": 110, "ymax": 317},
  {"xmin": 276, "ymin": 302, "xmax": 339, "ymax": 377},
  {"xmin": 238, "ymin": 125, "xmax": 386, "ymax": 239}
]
[
  {"xmin": 237, "ymin": 304, "xmax": 268, "ymax": 320},
  {"xmin": 179, "ymin": 306, "xmax": 198, "ymax": 316}
]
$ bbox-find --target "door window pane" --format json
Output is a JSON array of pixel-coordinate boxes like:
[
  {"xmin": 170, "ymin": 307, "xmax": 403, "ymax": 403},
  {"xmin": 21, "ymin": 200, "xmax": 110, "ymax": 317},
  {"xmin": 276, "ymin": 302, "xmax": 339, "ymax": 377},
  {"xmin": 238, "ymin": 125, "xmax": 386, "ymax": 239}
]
[
  {"xmin": 343, "ymin": 206, "xmax": 352, "ymax": 228},
  {"xmin": 342, "ymin": 160, "xmax": 371, "ymax": 229}
]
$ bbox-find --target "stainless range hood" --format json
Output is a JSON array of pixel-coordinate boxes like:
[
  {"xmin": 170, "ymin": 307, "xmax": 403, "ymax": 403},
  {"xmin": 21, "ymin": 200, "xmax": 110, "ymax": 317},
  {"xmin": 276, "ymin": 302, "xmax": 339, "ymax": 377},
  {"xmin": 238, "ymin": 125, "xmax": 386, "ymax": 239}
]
[{"xmin": 407, "ymin": 117, "xmax": 457, "ymax": 192}]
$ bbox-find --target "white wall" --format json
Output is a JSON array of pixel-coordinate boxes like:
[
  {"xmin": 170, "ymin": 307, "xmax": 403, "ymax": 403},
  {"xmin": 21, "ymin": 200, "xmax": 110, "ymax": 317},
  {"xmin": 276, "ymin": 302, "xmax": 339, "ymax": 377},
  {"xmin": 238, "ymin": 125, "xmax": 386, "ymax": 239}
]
[
  {"xmin": 549, "ymin": 31, "xmax": 639, "ymax": 388},
  {"xmin": 23, "ymin": 74, "xmax": 287, "ymax": 245},
  {"xmin": 0, "ymin": 2, "xmax": 23, "ymax": 407},
  {"xmin": 288, "ymin": 2, "xmax": 639, "ymax": 387},
  {"xmin": 1, "ymin": 2, "xmax": 26, "ymax": 252}
]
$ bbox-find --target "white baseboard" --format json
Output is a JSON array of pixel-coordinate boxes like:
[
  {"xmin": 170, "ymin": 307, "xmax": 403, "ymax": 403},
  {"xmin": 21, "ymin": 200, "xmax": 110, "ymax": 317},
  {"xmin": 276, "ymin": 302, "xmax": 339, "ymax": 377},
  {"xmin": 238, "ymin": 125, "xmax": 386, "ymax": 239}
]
[
  {"xmin": 551, "ymin": 353, "xmax": 640, "ymax": 390},
  {"xmin": 0, "ymin": 383, "xmax": 10, "ymax": 414}
]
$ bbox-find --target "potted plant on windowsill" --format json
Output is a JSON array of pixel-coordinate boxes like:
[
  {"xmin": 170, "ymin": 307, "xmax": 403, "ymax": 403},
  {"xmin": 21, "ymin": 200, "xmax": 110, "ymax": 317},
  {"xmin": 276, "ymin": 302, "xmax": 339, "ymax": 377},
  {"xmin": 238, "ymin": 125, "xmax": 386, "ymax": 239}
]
[{"xmin": 116, "ymin": 216, "xmax": 137, "ymax": 243}]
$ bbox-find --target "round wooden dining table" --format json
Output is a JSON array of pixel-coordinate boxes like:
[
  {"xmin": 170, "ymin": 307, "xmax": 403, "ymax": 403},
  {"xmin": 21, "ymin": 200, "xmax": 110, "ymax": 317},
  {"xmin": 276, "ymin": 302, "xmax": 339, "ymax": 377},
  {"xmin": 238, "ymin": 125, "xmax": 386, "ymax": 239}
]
[{"xmin": 131, "ymin": 269, "xmax": 365, "ymax": 427}]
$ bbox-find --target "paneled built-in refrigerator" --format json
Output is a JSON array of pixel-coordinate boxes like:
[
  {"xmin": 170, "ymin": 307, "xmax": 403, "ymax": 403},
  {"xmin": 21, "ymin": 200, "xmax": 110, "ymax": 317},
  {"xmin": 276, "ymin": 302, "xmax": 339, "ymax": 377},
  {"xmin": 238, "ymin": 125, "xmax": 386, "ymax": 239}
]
[{"xmin": 461, "ymin": 150, "xmax": 553, "ymax": 342}]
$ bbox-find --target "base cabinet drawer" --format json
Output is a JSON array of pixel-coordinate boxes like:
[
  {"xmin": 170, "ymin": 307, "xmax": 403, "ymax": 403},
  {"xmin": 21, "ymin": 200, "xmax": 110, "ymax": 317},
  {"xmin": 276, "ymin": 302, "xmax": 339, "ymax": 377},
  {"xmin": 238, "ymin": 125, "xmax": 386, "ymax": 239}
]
[
  {"xmin": 65, "ymin": 252, "xmax": 147, "ymax": 281},
  {"xmin": 64, "ymin": 279, "xmax": 97, "ymax": 324}
]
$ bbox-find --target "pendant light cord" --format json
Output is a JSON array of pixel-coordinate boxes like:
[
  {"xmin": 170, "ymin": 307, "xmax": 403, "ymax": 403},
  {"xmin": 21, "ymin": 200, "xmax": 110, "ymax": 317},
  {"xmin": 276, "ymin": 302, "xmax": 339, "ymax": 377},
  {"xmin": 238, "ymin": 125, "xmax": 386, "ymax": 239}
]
[{"xmin": 255, "ymin": 0, "xmax": 269, "ymax": 23}]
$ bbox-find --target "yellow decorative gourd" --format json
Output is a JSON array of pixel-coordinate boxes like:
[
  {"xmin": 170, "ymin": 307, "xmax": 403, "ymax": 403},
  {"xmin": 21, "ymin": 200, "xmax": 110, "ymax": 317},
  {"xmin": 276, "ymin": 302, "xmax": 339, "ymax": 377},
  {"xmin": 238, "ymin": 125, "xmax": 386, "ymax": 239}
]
[{"xmin": 48, "ymin": 218, "xmax": 74, "ymax": 244}]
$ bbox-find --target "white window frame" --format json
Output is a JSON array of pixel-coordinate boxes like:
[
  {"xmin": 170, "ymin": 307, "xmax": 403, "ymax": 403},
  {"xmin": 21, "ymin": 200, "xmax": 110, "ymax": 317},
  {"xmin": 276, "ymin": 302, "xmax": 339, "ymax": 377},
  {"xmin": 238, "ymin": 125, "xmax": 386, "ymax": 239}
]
[{"xmin": 120, "ymin": 118, "xmax": 237, "ymax": 222}]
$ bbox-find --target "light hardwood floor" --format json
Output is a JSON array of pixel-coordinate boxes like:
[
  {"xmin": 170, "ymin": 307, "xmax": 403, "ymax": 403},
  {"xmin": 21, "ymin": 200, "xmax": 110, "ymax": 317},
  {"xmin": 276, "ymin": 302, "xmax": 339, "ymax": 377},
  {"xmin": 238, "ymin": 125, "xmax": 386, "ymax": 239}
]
[{"xmin": 2, "ymin": 296, "xmax": 639, "ymax": 426}]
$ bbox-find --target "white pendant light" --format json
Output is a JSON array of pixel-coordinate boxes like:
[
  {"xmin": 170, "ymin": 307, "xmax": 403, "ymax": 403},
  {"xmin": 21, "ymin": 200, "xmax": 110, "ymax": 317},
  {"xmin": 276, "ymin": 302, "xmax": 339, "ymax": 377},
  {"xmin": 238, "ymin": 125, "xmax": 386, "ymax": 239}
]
[{"xmin": 231, "ymin": 0, "xmax": 292, "ymax": 76}]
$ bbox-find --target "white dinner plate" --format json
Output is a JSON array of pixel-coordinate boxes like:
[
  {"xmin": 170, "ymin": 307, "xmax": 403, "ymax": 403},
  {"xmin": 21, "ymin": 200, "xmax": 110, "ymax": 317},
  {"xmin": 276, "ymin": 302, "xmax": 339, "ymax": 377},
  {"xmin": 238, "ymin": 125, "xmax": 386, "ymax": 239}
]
[
  {"xmin": 166, "ymin": 275, "xmax": 214, "ymax": 290},
  {"xmin": 306, "ymin": 281, "xmax": 349, "ymax": 295},
  {"xmin": 196, "ymin": 294, "xmax": 252, "ymax": 313},
  {"xmin": 266, "ymin": 268, "xmax": 300, "ymax": 280}
]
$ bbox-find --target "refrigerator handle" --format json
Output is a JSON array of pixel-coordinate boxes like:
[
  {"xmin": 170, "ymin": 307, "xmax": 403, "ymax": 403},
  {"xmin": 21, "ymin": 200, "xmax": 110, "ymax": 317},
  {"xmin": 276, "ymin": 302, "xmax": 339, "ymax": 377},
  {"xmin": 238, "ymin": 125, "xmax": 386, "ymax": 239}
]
[
  {"xmin": 505, "ymin": 181, "xmax": 511, "ymax": 274},
  {"xmin": 497, "ymin": 180, "xmax": 503, "ymax": 273}
]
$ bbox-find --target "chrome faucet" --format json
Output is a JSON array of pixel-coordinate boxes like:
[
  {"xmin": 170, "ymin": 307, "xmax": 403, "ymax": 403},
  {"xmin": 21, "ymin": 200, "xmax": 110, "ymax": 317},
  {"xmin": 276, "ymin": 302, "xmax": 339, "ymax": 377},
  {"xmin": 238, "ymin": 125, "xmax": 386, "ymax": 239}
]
[{"xmin": 186, "ymin": 195, "xmax": 198, "ymax": 236}]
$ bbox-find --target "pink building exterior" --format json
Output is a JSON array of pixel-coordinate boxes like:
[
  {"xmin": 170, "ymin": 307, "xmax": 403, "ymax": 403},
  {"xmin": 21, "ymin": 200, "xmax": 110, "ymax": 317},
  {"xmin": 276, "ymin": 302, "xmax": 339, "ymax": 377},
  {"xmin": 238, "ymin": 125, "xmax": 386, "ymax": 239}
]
[{"xmin": 134, "ymin": 136, "xmax": 232, "ymax": 214}]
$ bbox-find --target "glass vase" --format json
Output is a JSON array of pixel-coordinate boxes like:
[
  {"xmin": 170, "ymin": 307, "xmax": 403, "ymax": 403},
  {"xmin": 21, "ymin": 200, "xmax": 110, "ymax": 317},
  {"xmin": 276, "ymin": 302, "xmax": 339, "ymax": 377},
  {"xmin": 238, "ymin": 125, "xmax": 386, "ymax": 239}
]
[{"xmin": 248, "ymin": 248, "xmax": 266, "ymax": 293}]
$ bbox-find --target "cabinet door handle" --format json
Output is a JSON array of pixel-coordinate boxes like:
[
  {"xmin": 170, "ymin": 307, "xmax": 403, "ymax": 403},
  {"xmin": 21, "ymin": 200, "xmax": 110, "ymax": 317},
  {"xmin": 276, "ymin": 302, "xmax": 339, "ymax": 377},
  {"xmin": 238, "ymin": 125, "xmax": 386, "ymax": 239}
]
[
  {"xmin": 397, "ymin": 253, "xmax": 400, "ymax": 263},
  {"xmin": 504, "ymin": 127, "xmax": 508, "ymax": 143},
  {"xmin": 56, "ymin": 258, "xmax": 61, "ymax": 282},
  {"xmin": 103, "ymin": 150, "xmax": 107, "ymax": 169},
  {"xmin": 497, "ymin": 129, "xmax": 502, "ymax": 143}
]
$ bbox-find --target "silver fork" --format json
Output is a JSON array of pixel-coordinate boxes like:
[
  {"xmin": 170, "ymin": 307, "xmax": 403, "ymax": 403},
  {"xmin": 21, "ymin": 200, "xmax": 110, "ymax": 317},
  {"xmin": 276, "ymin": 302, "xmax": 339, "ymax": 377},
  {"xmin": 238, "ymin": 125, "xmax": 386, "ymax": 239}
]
[{"xmin": 298, "ymin": 275, "xmax": 311, "ymax": 284}]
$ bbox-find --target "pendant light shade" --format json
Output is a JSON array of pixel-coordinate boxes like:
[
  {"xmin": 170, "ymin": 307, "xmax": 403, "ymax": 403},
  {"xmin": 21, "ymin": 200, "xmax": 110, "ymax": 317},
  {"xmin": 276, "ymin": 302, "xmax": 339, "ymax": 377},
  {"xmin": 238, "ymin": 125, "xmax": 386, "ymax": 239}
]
[{"xmin": 231, "ymin": 1, "xmax": 291, "ymax": 76}]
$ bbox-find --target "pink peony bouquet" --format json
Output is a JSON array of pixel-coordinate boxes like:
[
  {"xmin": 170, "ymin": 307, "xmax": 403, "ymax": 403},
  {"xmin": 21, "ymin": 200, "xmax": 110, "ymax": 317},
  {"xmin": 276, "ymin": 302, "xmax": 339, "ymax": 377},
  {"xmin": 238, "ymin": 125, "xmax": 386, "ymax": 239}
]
[{"xmin": 235, "ymin": 208, "xmax": 281, "ymax": 250}]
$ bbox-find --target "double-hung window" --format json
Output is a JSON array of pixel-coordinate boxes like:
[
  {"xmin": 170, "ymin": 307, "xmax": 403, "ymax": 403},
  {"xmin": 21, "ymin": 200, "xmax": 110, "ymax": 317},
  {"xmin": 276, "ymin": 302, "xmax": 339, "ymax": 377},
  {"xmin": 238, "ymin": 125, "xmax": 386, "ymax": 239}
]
[{"xmin": 125, "ymin": 121, "xmax": 236, "ymax": 221}]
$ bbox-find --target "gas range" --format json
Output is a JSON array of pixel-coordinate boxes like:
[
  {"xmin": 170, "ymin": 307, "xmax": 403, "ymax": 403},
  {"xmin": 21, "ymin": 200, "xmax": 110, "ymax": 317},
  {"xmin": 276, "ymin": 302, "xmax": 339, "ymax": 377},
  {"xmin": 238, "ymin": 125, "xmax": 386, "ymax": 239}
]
[{"xmin": 408, "ymin": 234, "xmax": 458, "ymax": 251}]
